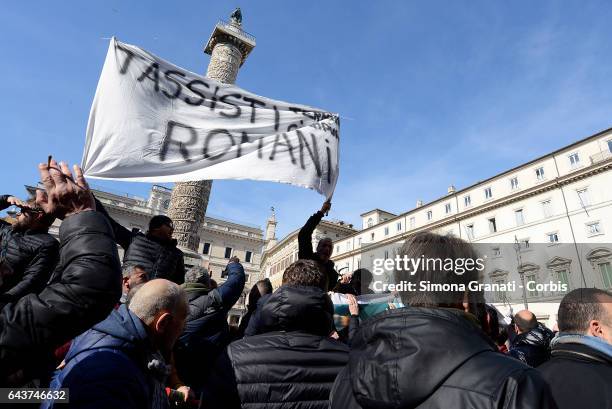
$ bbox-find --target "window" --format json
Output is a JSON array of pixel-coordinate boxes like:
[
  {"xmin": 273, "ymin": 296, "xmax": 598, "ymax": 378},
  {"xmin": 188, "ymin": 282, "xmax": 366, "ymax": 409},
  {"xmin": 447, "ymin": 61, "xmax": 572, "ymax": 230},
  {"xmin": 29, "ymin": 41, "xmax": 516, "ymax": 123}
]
[
  {"xmin": 577, "ymin": 189, "xmax": 590, "ymax": 207},
  {"xmin": 367, "ymin": 218, "xmax": 373, "ymax": 228},
  {"xmin": 202, "ymin": 242, "xmax": 211, "ymax": 255},
  {"xmin": 224, "ymin": 247, "xmax": 232, "ymax": 259},
  {"xmin": 510, "ymin": 177, "xmax": 519, "ymax": 190},
  {"xmin": 336, "ymin": 245, "xmax": 340, "ymax": 253},
  {"xmin": 535, "ymin": 166, "xmax": 545, "ymax": 180},
  {"xmin": 396, "ymin": 222, "xmax": 402, "ymax": 232},
  {"xmin": 384, "ymin": 227, "xmax": 389, "ymax": 236},
  {"xmin": 409, "ymin": 217, "xmax": 415, "ymax": 228},
  {"xmin": 586, "ymin": 221, "xmax": 602, "ymax": 236},
  {"xmin": 357, "ymin": 237, "xmax": 362, "ymax": 246},
  {"xmin": 346, "ymin": 242, "xmax": 351, "ymax": 251},
  {"xmin": 555, "ymin": 270, "xmax": 569, "ymax": 292},
  {"xmin": 495, "ymin": 279, "xmax": 506, "ymax": 302},
  {"xmin": 608, "ymin": 140, "xmax": 612, "ymax": 153},
  {"xmin": 569, "ymin": 153, "xmax": 580, "ymax": 168},
  {"xmin": 384, "ymin": 250, "xmax": 389, "ymax": 259},
  {"xmin": 445, "ymin": 203, "xmax": 451, "ymax": 214},
  {"xmin": 370, "ymin": 232, "xmax": 375, "ymax": 241},
  {"xmin": 548, "ymin": 232, "xmax": 559, "ymax": 243},
  {"xmin": 492, "ymin": 247, "xmax": 501, "ymax": 257},
  {"xmin": 244, "ymin": 273, "xmax": 250, "ymax": 283},
  {"xmin": 427, "ymin": 210, "xmax": 433, "ymax": 220},
  {"xmin": 526, "ymin": 274, "xmax": 538, "ymax": 297},
  {"xmin": 515, "ymin": 209, "xmax": 524, "ymax": 226},
  {"xmin": 465, "ymin": 224, "xmax": 475, "ymax": 240},
  {"xmin": 245, "ymin": 250, "xmax": 253, "ymax": 263},
  {"xmin": 464, "ymin": 195, "xmax": 471, "ymax": 207},
  {"xmin": 541, "ymin": 200, "xmax": 552, "ymax": 218},
  {"xmin": 520, "ymin": 239, "xmax": 530, "ymax": 250},
  {"xmin": 599, "ymin": 262, "xmax": 612, "ymax": 288},
  {"xmin": 488, "ymin": 217, "xmax": 497, "ymax": 233},
  {"xmin": 484, "ymin": 187, "xmax": 492, "ymax": 199},
  {"xmin": 357, "ymin": 259, "xmax": 361, "ymax": 269}
]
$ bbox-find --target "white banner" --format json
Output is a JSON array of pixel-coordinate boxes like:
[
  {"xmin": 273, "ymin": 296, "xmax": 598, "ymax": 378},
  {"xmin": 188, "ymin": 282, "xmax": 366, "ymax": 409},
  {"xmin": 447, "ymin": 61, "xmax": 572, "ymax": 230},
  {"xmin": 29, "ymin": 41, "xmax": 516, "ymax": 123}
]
[{"xmin": 82, "ymin": 38, "xmax": 339, "ymax": 199}]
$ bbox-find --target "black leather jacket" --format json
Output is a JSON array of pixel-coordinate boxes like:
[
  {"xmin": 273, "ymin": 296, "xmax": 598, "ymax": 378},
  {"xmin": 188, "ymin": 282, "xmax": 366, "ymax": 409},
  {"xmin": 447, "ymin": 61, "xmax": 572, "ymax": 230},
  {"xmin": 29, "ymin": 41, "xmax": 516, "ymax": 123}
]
[
  {"xmin": 0, "ymin": 195, "xmax": 59, "ymax": 304},
  {"xmin": 330, "ymin": 307, "xmax": 556, "ymax": 409},
  {"xmin": 0, "ymin": 210, "xmax": 122, "ymax": 382}
]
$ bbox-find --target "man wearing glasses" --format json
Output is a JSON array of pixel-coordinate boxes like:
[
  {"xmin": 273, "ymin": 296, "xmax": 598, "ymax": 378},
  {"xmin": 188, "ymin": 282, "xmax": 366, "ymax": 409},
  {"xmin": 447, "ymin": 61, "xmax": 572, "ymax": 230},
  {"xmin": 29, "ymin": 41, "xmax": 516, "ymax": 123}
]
[
  {"xmin": 0, "ymin": 194, "xmax": 59, "ymax": 305},
  {"xmin": 96, "ymin": 199, "xmax": 186, "ymax": 284}
]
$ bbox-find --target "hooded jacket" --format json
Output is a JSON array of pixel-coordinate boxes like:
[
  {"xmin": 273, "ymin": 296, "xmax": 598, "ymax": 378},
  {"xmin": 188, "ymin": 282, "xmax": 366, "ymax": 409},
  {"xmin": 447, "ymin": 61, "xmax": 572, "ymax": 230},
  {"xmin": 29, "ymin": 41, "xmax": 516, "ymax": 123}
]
[
  {"xmin": 43, "ymin": 304, "xmax": 169, "ymax": 409},
  {"xmin": 538, "ymin": 334, "xmax": 612, "ymax": 409},
  {"xmin": 509, "ymin": 322, "xmax": 554, "ymax": 367},
  {"xmin": 174, "ymin": 262, "xmax": 245, "ymax": 386},
  {"xmin": 330, "ymin": 307, "xmax": 556, "ymax": 409},
  {"xmin": 201, "ymin": 285, "xmax": 349, "ymax": 409},
  {"xmin": 0, "ymin": 210, "xmax": 122, "ymax": 382},
  {"xmin": 95, "ymin": 198, "xmax": 185, "ymax": 284},
  {"xmin": 0, "ymin": 194, "xmax": 59, "ymax": 304}
]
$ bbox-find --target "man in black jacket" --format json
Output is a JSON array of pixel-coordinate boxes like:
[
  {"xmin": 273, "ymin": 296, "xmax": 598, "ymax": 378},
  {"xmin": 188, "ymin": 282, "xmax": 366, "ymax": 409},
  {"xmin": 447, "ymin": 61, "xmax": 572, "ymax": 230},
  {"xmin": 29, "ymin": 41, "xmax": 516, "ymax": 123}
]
[
  {"xmin": 298, "ymin": 200, "xmax": 336, "ymax": 289},
  {"xmin": 96, "ymin": 198, "xmax": 185, "ymax": 284},
  {"xmin": 0, "ymin": 194, "xmax": 58, "ymax": 305},
  {"xmin": 0, "ymin": 159, "xmax": 122, "ymax": 384},
  {"xmin": 174, "ymin": 259, "xmax": 245, "ymax": 386},
  {"xmin": 538, "ymin": 288, "xmax": 612, "ymax": 409},
  {"xmin": 509, "ymin": 309, "xmax": 554, "ymax": 367},
  {"xmin": 201, "ymin": 259, "xmax": 349, "ymax": 409},
  {"xmin": 330, "ymin": 232, "xmax": 555, "ymax": 409}
]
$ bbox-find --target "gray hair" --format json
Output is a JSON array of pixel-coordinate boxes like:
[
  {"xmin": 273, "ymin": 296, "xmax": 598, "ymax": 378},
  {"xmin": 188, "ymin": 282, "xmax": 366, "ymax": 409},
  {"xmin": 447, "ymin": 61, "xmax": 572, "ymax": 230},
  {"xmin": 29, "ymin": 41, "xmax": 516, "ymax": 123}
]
[
  {"xmin": 122, "ymin": 263, "xmax": 147, "ymax": 278},
  {"xmin": 184, "ymin": 265, "xmax": 211, "ymax": 286},
  {"xmin": 128, "ymin": 279, "xmax": 186, "ymax": 325}
]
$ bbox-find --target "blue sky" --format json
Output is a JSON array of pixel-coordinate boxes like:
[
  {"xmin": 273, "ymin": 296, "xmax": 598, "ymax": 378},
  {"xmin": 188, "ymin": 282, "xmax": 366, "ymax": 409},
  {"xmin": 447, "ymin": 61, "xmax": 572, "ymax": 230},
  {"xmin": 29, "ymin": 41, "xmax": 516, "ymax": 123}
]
[{"xmin": 2, "ymin": 1, "xmax": 612, "ymax": 238}]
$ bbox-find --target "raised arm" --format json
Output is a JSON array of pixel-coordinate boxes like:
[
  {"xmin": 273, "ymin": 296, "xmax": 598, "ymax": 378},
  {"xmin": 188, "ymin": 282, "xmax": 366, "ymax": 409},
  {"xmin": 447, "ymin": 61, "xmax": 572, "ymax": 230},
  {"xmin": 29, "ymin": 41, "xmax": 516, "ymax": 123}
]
[
  {"xmin": 218, "ymin": 257, "xmax": 246, "ymax": 311},
  {"xmin": 297, "ymin": 201, "xmax": 331, "ymax": 260},
  {"xmin": 93, "ymin": 196, "xmax": 134, "ymax": 249},
  {"xmin": 0, "ymin": 160, "xmax": 122, "ymax": 382}
]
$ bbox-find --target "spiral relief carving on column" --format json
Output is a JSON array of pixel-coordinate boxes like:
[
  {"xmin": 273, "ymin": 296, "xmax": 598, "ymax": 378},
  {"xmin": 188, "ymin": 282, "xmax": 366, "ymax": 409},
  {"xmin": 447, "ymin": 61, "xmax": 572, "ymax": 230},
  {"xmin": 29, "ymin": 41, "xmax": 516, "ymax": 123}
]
[{"xmin": 166, "ymin": 15, "xmax": 251, "ymax": 252}]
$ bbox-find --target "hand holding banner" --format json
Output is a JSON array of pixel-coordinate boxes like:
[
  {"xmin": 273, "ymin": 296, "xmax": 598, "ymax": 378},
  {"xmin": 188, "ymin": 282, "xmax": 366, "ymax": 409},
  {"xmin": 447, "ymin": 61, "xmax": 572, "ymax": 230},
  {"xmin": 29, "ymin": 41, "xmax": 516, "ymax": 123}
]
[{"xmin": 82, "ymin": 38, "xmax": 339, "ymax": 199}]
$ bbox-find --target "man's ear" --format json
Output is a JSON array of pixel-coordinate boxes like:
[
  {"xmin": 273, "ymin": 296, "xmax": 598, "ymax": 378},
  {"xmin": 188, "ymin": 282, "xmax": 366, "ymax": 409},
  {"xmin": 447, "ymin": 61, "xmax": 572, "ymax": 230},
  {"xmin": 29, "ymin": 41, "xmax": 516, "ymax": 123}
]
[
  {"xmin": 588, "ymin": 319, "xmax": 603, "ymax": 338},
  {"xmin": 154, "ymin": 312, "xmax": 172, "ymax": 333}
]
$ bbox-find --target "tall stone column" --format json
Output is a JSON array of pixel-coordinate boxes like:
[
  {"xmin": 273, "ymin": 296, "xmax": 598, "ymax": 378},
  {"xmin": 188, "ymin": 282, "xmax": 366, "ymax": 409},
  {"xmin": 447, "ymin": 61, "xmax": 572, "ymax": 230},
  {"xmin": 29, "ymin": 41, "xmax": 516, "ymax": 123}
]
[{"xmin": 166, "ymin": 10, "xmax": 256, "ymax": 262}]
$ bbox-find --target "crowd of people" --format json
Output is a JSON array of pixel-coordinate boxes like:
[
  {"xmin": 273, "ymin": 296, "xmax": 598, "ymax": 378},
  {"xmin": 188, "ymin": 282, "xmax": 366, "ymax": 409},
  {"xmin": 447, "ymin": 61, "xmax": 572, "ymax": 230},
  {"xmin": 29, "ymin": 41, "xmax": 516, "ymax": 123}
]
[{"xmin": 0, "ymin": 159, "xmax": 610, "ymax": 408}]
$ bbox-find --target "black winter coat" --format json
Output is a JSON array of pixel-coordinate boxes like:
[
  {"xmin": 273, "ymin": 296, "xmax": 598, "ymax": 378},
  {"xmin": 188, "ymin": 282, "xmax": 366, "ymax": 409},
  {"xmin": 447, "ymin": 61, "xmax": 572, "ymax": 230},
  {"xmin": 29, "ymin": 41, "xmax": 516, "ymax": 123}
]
[
  {"xmin": 509, "ymin": 322, "xmax": 554, "ymax": 367},
  {"xmin": 298, "ymin": 211, "xmax": 336, "ymax": 289},
  {"xmin": 95, "ymin": 198, "xmax": 185, "ymax": 284},
  {"xmin": 201, "ymin": 285, "xmax": 349, "ymax": 409},
  {"xmin": 330, "ymin": 307, "xmax": 556, "ymax": 409},
  {"xmin": 0, "ymin": 195, "xmax": 59, "ymax": 304},
  {"xmin": 538, "ymin": 337, "xmax": 612, "ymax": 409},
  {"xmin": 0, "ymin": 210, "xmax": 122, "ymax": 382}
]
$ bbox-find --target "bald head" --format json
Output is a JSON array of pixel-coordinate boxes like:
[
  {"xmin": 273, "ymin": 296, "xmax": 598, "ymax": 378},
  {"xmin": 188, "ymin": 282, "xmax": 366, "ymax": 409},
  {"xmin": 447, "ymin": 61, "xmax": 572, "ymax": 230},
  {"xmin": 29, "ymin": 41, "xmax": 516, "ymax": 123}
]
[
  {"xmin": 128, "ymin": 279, "xmax": 188, "ymax": 352},
  {"xmin": 129, "ymin": 279, "xmax": 186, "ymax": 325},
  {"xmin": 514, "ymin": 310, "xmax": 537, "ymax": 334}
]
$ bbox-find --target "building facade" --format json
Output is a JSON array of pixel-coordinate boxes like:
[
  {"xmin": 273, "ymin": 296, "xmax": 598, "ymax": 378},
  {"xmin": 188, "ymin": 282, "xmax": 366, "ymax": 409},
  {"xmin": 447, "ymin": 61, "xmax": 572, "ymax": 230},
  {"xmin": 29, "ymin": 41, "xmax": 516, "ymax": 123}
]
[
  {"xmin": 269, "ymin": 128, "xmax": 612, "ymax": 326},
  {"xmin": 33, "ymin": 184, "xmax": 265, "ymax": 324}
]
